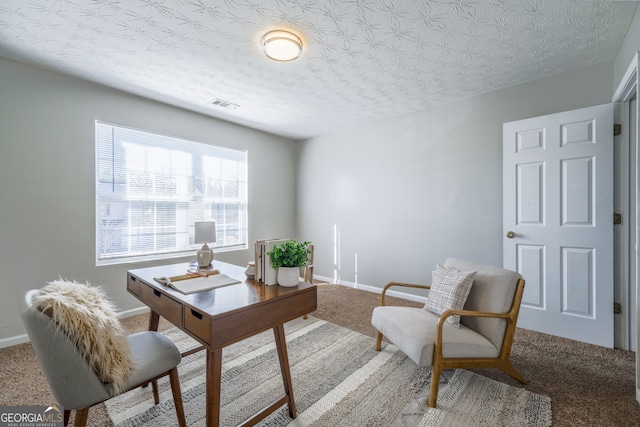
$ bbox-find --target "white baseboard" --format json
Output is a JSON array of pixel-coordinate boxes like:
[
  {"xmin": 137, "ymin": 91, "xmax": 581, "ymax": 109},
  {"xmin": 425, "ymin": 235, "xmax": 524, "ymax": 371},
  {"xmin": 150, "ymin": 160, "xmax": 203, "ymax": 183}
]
[
  {"xmin": 1, "ymin": 306, "xmax": 151, "ymax": 349},
  {"xmin": 0, "ymin": 333, "xmax": 30, "ymax": 348},
  {"xmin": 315, "ymin": 275, "xmax": 428, "ymax": 304},
  {"xmin": 118, "ymin": 306, "xmax": 151, "ymax": 319}
]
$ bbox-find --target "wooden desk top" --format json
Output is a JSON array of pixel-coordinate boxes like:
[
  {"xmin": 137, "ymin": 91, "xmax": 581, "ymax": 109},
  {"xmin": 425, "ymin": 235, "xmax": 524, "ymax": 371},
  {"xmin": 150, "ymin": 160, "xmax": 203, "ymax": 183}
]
[{"xmin": 128, "ymin": 260, "xmax": 316, "ymax": 319}]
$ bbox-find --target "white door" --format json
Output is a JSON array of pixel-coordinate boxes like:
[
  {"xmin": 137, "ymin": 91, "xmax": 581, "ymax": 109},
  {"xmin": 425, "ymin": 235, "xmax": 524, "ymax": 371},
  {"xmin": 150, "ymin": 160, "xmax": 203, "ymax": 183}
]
[{"xmin": 503, "ymin": 104, "xmax": 614, "ymax": 348}]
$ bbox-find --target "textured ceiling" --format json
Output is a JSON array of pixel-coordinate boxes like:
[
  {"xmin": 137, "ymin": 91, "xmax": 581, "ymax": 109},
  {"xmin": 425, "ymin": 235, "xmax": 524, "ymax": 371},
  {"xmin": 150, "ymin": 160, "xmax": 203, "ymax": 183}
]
[{"xmin": 0, "ymin": 1, "xmax": 638, "ymax": 140}]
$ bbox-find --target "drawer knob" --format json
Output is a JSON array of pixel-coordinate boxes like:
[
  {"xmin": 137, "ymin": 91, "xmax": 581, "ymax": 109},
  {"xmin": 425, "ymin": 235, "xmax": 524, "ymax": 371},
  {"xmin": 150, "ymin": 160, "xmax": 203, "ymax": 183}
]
[{"xmin": 191, "ymin": 309, "xmax": 203, "ymax": 320}]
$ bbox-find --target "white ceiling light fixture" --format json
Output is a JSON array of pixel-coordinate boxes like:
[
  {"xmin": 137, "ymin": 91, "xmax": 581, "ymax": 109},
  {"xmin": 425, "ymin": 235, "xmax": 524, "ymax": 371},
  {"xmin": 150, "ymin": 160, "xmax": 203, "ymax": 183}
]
[{"xmin": 262, "ymin": 30, "xmax": 302, "ymax": 62}]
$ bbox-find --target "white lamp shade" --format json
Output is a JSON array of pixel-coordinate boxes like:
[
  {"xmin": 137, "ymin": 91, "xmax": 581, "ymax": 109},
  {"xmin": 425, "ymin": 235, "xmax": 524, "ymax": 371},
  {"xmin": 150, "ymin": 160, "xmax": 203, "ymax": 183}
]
[
  {"xmin": 262, "ymin": 30, "xmax": 302, "ymax": 62},
  {"xmin": 195, "ymin": 221, "xmax": 216, "ymax": 244}
]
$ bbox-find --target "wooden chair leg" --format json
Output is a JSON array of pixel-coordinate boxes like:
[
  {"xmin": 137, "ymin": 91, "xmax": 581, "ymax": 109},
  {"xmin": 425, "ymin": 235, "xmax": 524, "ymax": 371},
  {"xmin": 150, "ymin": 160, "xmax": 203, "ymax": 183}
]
[
  {"xmin": 428, "ymin": 363, "xmax": 444, "ymax": 408},
  {"xmin": 375, "ymin": 331, "xmax": 383, "ymax": 351},
  {"xmin": 152, "ymin": 379, "xmax": 160, "ymax": 404},
  {"xmin": 169, "ymin": 367, "xmax": 187, "ymax": 427},
  {"xmin": 500, "ymin": 360, "xmax": 528, "ymax": 384},
  {"xmin": 63, "ymin": 409, "xmax": 71, "ymax": 426},
  {"xmin": 73, "ymin": 408, "xmax": 89, "ymax": 427}
]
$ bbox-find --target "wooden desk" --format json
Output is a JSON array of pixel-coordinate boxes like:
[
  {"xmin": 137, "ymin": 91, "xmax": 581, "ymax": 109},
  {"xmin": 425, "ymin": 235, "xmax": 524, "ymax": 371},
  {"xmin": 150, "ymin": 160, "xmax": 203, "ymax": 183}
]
[{"xmin": 127, "ymin": 261, "xmax": 317, "ymax": 427}]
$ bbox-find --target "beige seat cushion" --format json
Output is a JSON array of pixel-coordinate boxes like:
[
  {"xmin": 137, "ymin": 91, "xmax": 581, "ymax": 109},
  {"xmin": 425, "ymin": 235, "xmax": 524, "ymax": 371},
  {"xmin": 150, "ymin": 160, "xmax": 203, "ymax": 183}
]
[
  {"xmin": 104, "ymin": 331, "xmax": 182, "ymax": 395},
  {"xmin": 371, "ymin": 306, "xmax": 498, "ymax": 366}
]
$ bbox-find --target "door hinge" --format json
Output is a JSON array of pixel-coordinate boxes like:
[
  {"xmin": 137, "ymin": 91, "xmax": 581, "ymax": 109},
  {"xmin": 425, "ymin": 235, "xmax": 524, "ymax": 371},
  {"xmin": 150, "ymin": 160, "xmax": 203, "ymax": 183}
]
[
  {"xmin": 614, "ymin": 123, "xmax": 622, "ymax": 136},
  {"xmin": 614, "ymin": 302, "xmax": 622, "ymax": 314},
  {"xmin": 614, "ymin": 213, "xmax": 622, "ymax": 225}
]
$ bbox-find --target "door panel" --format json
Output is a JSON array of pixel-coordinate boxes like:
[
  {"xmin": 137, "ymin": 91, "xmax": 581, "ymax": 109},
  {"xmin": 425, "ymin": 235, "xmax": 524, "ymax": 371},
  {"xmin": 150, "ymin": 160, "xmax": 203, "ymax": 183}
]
[
  {"xmin": 517, "ymin": 162, "xmax": 544, "ymax": 224},
  {"xmin": 504, "ymin": 104, "xmax": 613, "ymax": 348},
  {"xmin": 517, "ymin": 245, "xmax": 545, "ymax": 308},
  {"xmin": 561, "ymin": 157, "xmax": 593, "ymax": 225},
  {"xmin": 561, "ymin": 247, "xmax": 593, "ymax": 317}
]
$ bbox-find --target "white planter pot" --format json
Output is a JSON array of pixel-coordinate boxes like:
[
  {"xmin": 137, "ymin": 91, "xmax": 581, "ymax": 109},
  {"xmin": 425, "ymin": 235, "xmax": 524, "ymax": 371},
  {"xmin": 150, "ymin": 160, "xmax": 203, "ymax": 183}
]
[{"xmin": 277, "ymin": 267, "xmax": 300, "ymax": 287}]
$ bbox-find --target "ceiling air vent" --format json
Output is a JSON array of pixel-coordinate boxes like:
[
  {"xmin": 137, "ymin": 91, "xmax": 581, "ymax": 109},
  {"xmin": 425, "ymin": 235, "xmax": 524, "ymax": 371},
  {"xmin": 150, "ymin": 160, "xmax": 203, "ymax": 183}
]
[{"xmin": 211, "ymin": 98, "xmax": 239, "ymax": 110}]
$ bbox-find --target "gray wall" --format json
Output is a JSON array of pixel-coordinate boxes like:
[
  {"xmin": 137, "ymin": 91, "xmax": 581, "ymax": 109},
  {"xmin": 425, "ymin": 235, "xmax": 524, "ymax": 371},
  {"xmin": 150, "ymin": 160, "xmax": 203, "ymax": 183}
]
[
  {"xmin": 614, "ymin": 5, "xmax": 640, "ymax": 90},
  {"xmin": 298, "ymin": 60, "xmax": 615, "ymax": 291},
  {"xmin": 0, "ymin": 57, "xmax": 298, "ymax": 342},
  {"xmin": 612, "ymin": 3, "xmax": 640, "ymax": 404},
  {"xmin": 4, "ymin": 5, "xmax": 640, "ymax": 344}
]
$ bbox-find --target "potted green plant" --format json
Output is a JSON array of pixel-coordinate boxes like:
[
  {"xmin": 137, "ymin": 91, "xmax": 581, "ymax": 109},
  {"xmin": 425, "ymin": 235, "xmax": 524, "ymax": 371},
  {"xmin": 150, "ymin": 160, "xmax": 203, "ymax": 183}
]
[{"xmin": 267, "ymin": 239, "xmax": 312, "ymax": 287}]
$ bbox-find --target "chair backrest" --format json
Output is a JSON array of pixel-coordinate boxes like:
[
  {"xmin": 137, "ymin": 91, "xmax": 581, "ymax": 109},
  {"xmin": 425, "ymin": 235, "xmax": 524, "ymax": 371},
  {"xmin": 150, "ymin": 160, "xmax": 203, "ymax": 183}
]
[
  {"xmin": 443, "ymin": 258, "xmax": 522, "ymax": 350},
  {"xmin": 19, "ymin": 290, "xmax": 111, "ymax": 410}
]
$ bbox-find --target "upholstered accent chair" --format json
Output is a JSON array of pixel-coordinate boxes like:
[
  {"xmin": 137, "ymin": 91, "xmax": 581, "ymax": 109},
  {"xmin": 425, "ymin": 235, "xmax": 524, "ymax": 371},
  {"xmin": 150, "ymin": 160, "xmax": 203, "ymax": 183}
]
[
  {"xmin": 371, "ymin": 258, "xmax": 527, "ymax": 408},
  {"xmin": 20, "ymin": 288, "xmax": 187, "ymax": 427}
]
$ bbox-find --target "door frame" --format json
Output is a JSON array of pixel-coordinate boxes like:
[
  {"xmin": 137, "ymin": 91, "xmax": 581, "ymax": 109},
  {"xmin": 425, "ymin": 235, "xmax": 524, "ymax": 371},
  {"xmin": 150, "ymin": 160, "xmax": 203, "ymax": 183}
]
[
  {"xmin": 612, "ymin": 52, "xmax": 638, "ymax": 405},
  {"xmin": 613, "ymin": 86, "xmax": 636, "ymax": 351}
]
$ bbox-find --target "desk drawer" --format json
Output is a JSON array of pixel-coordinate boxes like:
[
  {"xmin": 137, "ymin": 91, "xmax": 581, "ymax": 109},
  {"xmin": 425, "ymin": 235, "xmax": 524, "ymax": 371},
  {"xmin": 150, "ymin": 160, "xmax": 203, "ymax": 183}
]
[
  {"xmin": 211, "ymin": 286, "xmax": 317, "ymax": 348},
  {"xmin": 184, "ymin": 308, "xmax": 210, "ymax": 344},
  {"xmin": 139, "ymin": 283, "xmax": 183, "ymax": 327},
  {"xmin": 127, "ymin": 275, "xmax": 140, "ymax": 296}
]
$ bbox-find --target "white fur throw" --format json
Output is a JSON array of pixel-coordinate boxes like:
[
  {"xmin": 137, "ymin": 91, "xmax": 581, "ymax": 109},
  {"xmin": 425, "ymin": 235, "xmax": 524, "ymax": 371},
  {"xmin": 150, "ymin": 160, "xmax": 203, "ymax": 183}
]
[{"xmin": 35, "ymin": 279, "xmax": 134, "ymax": 395}]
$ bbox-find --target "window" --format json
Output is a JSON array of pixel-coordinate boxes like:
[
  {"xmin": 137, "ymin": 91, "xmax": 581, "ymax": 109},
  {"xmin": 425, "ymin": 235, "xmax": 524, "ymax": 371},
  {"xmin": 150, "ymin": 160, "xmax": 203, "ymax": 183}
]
[{"xmin": 95, "ymin": 121, "xmax": 248, "ymax": 265}]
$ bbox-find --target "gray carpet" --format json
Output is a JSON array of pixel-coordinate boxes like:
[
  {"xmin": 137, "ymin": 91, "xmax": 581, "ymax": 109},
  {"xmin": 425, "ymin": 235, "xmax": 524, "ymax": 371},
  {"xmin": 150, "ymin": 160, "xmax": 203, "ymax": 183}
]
[
  {"xmin": 2, "ymin": 283, "xmax": 638, "ymax": 426},
  {"xmin": 105, "ymin": 316, "xmax": 551, "ymax": 427}
]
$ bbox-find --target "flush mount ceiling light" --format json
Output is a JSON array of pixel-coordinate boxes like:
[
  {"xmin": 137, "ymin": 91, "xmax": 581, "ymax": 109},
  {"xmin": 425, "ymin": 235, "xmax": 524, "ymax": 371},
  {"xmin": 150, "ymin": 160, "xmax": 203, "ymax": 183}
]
[{"xmin": 262, "ymin": 30, "xmax": 302, "ymax": 62}]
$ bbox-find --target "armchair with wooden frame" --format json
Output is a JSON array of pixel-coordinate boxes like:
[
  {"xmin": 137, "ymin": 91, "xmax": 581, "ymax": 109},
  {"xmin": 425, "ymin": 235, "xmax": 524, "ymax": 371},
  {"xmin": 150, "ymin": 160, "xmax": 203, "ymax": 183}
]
[{"xmin": 371, "ymin": 258, "xmax": 527, "ymax": 408}]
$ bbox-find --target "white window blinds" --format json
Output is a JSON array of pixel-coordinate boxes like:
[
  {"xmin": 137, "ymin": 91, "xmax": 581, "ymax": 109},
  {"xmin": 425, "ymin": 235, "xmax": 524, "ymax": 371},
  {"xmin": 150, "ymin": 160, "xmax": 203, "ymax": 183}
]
[{"xmin": 95, "ymin": 121, "xmax": 248, "ymax": 264}]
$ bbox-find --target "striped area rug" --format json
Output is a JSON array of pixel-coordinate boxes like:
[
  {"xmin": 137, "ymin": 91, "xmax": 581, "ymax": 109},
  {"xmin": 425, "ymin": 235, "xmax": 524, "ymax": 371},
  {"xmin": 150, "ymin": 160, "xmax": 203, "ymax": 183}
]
[{"xmin": 106, "ymin": 316, "xmax": 551, "ymax": 426}]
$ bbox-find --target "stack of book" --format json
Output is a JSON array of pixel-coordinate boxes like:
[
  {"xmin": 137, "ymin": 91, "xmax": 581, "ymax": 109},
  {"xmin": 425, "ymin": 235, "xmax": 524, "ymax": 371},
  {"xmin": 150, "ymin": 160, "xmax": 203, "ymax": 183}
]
[{"xmin": 254, "ymin": 238, "xmax": 289, "ymax": 285}]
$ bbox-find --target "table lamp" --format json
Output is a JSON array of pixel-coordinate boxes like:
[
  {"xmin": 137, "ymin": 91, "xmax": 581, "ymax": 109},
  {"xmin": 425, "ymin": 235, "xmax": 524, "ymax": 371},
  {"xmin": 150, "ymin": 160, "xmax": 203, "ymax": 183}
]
[{"xmin": 195, "ymin": 221, "xmax": 216, "ymax": 268}]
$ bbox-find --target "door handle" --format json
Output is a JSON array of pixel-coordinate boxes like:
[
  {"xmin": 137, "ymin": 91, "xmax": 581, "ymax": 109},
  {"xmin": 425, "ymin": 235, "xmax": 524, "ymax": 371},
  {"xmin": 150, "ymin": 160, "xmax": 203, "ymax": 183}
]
[{"xmin": 506, "ymin": 231, "xmax": 516, "ymax": 238}]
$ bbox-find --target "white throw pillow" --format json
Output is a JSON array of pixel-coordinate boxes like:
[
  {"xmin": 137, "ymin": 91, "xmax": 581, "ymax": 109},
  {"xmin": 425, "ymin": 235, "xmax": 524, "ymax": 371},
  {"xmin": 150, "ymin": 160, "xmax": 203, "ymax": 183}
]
[{"xmin": 423, "ymin": 264, "xmax": 476, "ymax": 328}]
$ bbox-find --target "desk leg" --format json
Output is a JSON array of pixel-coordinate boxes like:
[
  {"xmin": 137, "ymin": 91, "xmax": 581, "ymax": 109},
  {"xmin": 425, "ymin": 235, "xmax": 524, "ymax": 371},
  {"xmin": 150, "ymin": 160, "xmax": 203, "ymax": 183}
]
[
  {"xmin": 273, "ymin": 325, "xmax": 296, "ymax": 418},
  {"xmin": 148, "ymin": 310, "xmax": 160, "ymax": 332},
  {"xmin": 206, "ymin": 348, "xmax": 222, "ymax": 427}
]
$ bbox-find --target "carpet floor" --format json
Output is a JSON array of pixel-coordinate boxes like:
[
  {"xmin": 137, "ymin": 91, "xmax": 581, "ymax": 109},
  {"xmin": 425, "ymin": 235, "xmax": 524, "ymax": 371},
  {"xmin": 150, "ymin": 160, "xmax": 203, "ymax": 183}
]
[
  {"xmin": 105, "ymin": 316, "xmax": 551, "ymax": 426},
  {"xmin": 1, "ymin": 283, "xmax": 638, "ymax": 426}
]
